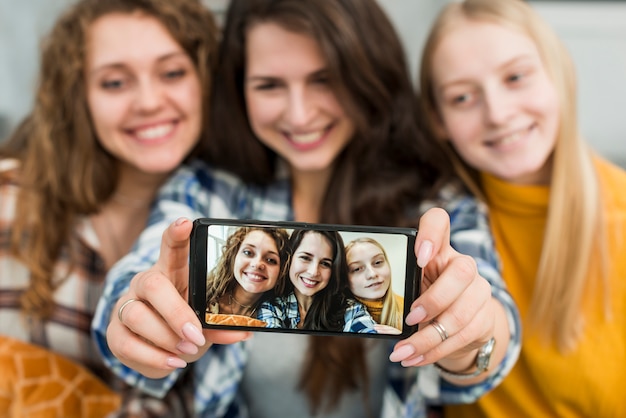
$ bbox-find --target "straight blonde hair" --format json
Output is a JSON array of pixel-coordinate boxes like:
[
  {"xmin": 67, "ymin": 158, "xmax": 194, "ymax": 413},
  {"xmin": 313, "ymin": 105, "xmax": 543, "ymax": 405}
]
[
  {"xmin": 419, "ymin": 0, "xmax": 607, "ymax": 351},
  {"xmin": 345, "ymin": 237, "xmax": 403, "ymax": 330}
]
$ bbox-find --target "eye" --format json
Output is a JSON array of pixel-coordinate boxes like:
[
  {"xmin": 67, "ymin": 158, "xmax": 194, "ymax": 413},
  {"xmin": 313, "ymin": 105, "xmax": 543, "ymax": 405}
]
[
  {"xmin": 298, "ymin": 254, "xmax": 312, "ymax": 262},
  {"xmin": 266, "ymin": 256, "xmax": 279, "ymax": 265},
  {"xmin": 253, "ymin": 80, "xmax": 281, "ymax": 91},
  {"xmin": 311, "ymin": 74, "xmax": 330, "ymax": 85},
  {"xmin": 350, "ymin": 266, "xmax": 364, "ymax": 274},
  {"xmin": 452, "ymin": 93, "xmax": 471, "ymax": 105},
  {"xmin": 242, "ymin": 248, "xmax": 254, "ymax": 257},
  {"xmin": 162, "ymin": 68, "xmax": 187, "ymax": 81},
  {"xmin": 100, "ymin": 78, "xmax": 126, "ymax": 91},
  {"xmin": 320, "ymin": 260, "xmax": 332, "ymax": 269},
  {"xmin": 507, "ymin": 72, "xmax": 524, "ymax": 83}
]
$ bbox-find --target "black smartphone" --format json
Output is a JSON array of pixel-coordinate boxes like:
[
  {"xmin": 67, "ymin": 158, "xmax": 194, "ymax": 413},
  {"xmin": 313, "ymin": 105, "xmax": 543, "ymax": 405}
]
[{"xmin": 189, "ymin": 218, "xmax": 420, "ymax": 339}]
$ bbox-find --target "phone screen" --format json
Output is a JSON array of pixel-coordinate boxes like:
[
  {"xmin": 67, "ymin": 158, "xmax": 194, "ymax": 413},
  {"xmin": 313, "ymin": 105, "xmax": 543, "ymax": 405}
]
[{"xmin": 189, "ymin": 218, "xmax": 420, "ymax": 338}]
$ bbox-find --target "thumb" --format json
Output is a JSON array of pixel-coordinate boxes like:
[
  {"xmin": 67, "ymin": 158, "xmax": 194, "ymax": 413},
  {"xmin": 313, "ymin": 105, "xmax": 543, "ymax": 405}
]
[
  {"xmin": 156, "ymin": 217, "xmax": 194, "ymax": 294},
  {"xmin": 415, "ymin": 207, "xmax": 451, "ymax": 268}
]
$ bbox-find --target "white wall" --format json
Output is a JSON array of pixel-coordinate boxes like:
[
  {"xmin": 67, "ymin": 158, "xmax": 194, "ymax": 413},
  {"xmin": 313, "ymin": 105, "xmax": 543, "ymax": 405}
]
[{"xmin": 2, "ymin": 0, "xmax": 626, "ymax": 167}]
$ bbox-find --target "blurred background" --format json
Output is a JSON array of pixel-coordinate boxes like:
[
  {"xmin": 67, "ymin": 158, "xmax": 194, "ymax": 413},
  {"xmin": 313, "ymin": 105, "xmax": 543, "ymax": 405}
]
[{"xmin": 1, "ymin": 0, "xmax": 625, "ymax": 166}]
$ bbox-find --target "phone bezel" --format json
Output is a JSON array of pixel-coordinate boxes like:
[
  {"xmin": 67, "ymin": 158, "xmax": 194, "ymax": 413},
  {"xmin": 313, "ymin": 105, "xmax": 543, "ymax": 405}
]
[{"xmin": 189, "ymin": 218, "xmax": 420, "ymax": 339}]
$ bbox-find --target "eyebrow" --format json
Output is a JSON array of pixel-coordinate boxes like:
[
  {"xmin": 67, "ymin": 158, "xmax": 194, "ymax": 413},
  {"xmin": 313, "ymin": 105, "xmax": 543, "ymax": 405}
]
[
  {"xmin": 89, "ymin": 51, "xmax": 188, "ymax": 76},
  {"xmin": 438, "ymin": 54, "xmax": 535, "ymax": 91},
  {"xmin": 246, "ymin": 68, "xmax": 329, "ymax": 83}
]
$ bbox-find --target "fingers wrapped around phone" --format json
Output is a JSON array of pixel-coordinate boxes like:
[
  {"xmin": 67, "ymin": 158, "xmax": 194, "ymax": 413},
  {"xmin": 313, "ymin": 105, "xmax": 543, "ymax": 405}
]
[{"xmin": 106, "ymin": 219, "xmax": 249, "ymax": 378}]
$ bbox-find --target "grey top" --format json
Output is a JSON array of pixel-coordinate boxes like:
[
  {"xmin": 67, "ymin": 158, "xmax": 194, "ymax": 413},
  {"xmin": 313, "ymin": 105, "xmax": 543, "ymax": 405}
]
[{"xmin": 241, "ymin": 332, "xmax": 388, "ymax": 418}]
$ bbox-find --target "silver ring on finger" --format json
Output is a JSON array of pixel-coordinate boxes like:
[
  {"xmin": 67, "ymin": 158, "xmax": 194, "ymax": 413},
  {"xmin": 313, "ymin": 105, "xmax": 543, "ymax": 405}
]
[
  {"xmin": 430, "ymin": 319, "xmax": 449, "ymax": 342},
  {"xmin": 118, "ymin": 298, "xmax": 141, "ymax": 323}
]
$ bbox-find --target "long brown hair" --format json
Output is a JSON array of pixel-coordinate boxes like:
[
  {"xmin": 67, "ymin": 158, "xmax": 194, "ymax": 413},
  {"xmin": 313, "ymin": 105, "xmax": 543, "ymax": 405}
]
[
  {"xmin": 419, "ymin": 0, "xmax": 605, "ymax": 351},
  {"xmin": 206, "ymin": 0, "xmax": 452, "ymax": 414},
  {"xmin": 0, "ymin": 0, "xmax": 218, "ymax": 320},
  {"xmin": 206, "ymin": 226, "xmax": 290, "ymax": 310},
  {"xmin": 275, "ymin": 230, "xmax": 349, "ymax": 331}
]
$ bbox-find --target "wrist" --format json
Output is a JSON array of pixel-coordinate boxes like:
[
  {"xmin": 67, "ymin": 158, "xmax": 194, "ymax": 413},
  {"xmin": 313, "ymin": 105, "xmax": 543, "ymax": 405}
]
[{"xmin": 435, "ymin": 337, "xmax": 496, "ymax": 380}]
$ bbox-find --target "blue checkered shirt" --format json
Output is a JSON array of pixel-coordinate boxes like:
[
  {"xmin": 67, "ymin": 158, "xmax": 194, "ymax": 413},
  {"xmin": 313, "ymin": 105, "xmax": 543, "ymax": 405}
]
[
  {"xmin": 92, "ymin": 159, "xmax": 521, "ymax": 418},
  {"xmin": 258, "ymin": 293, "xmax": 377, "ymax": 333}
]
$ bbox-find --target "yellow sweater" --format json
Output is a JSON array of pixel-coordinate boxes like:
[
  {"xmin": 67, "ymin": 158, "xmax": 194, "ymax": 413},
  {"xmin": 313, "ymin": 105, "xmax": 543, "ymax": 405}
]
[{"xmin": 446, "ymin": 158, "xmax": 626, "ymax": 418}]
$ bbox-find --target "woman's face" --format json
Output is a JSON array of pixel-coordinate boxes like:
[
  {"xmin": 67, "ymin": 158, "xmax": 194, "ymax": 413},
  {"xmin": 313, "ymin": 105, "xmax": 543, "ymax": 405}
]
[
  {"xmin": 289, "ymin": 232, "xmax": 333, "ymax": 297},
  {"xmin": 431, "ymin": 20, "xmax": 559, "ymax": 185},
  {"xmin": 347, "ymin": 242, "xmax": 391, "ymax": 300},
  {"xmin": 233, "ymin": 230, "xmax": 282, "ymax": 294},
  {"xmin": 244, "ymin": 22, "xmax": 355, "ymax": 178},
  {"xmin": 85, "ymin": 13, "xmax": 202, "ymax": 175}
]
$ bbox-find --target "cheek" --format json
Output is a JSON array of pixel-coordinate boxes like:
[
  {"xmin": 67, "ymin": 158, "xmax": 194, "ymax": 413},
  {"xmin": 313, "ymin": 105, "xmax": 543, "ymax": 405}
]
[
  {"xmin": 87, "ymin": 93, "xmax": 127, "ymax": 145},
  {"xmin": 177, "ymin": 83, "xmax": 203, "ymax": 119},
  {"xmin": 441, "ymin": 110, "xmax": 481, "ymax": 146},
  {"xmin": 245, "ymin": 92, "xmax": 276, "ymax": 133}
]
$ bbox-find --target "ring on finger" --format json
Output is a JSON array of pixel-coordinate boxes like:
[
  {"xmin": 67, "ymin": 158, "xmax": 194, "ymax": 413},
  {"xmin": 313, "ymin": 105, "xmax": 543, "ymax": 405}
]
[
  {"xmin": 118, "ymin": 298, "xmax": 141, "ymax": 323},
  {"xmin": 430, "ymin": 319, "xmax": 449, "ymax": 342}
]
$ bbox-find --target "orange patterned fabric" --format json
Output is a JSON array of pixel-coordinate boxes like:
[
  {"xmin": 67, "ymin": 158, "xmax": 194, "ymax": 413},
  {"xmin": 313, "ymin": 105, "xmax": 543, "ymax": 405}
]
[{"xmin": 0, "ymin": 335, "xmax": 120, "ymax": 418}]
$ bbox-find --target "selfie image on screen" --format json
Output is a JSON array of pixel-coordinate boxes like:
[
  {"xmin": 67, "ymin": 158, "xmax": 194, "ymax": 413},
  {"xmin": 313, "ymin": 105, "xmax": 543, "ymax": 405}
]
[{"xmin": 203, "ymin": 224, "xmax": 410, "ymax": 335}]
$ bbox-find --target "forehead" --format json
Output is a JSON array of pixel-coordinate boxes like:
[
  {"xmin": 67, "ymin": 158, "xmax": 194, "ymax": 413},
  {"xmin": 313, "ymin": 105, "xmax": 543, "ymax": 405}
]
[
  {"xmin": 86, "ymin": 12, "xmax": 182, "ymax": 69},
  {"xmin": 245, "ymin": 22, "xmax": 325, "ymax": 77},
  {"xmin": 432, "ymin": 19, "xmax": 539, "ymax": 84},
  {"xmin": 297, "ymin": 232, "xmax": 332, "ymax": 254},
  {"xmin": 348, "ymin": 241, "xmax": 382, "ymax": 259},
  {"xmin": 242, "ymin": 230, "xmax": 277, "ymax": 249}
]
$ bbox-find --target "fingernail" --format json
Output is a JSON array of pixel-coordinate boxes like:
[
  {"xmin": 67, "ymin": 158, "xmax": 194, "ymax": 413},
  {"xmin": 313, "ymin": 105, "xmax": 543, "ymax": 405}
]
[
  {"xmin": 176, "ymin": 340, "xmax": 199, "ymax": 355},
  {"xmin": 406, "ymin": 305, "xmax": 427, "ymax": 325},
  {"xmin": 402, "ymin": 355, "xmax": 424, "ymax": 368},
  {"xmin": 182, "ymin": 322, "xmax": 206, "ymax": 346},
  {"xmin": 175, "ymin": 218, "xmax": 187, "ymax": 226},
  {"xmin": 389, "ymin": 344, "xmax": 416, "ymax": 362},
  {"xmin": 166, "ymin": 356, "xmax": 187, "ymax": 369},
  {"xmin": 417, "ymin": 240, "xmax": 433, "ymax": 268}
]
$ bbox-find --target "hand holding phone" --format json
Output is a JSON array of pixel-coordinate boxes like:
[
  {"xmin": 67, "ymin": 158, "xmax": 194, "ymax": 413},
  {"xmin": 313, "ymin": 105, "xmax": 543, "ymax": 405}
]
[{"xmin": 189, "ymin": 219, "xmax": 420, "ymax": 339}]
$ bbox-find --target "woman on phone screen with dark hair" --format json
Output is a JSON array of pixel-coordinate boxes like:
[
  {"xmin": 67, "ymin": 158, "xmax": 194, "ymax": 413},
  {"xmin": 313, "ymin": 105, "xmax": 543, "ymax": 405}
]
[{"xmin": 259, "ymin": 229, "xmax": 380, "ymax": 333}]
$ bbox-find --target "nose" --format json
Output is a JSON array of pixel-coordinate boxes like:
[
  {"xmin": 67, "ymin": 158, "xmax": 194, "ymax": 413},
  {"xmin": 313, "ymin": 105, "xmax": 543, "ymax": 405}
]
[
  {"xmin": 133, "ymin": 78, "xmax": 164, "ymax": 114},
  {"xmin": 250, "ymin": 255, "xmax": 265, "ymax": 270},
  {"xmin": 365, "ymin": 265, "xmax": 377, "ymax": 280},
  {"xmin": 285, "ymin": 86, "xmax": 315, "ymax": 127},
  {"xmin": 306, "ymin": 262, "xmax": 320, "ymax": 277},
  {"xmin": 483, "ymin": 86, "xmax": 515, "ymax": 126}
]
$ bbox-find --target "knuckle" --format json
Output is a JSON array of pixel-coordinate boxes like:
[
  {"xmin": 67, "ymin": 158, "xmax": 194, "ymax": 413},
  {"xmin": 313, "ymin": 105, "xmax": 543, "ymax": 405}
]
[{"xmin": 454, "ymin": 254, "xmax": 478, "ymax": 282}]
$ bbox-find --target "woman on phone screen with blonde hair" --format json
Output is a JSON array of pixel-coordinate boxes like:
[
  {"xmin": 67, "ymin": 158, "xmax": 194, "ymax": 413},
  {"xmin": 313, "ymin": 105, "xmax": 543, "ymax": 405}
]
[{"xmin": 346, "ymin": 237, "xmax": 404, "ymax": 331}]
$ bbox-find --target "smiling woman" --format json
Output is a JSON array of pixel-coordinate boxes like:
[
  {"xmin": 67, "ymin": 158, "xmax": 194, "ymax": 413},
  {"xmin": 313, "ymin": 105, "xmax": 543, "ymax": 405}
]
[{"xmin": 0, "ymin": 0, "xmax": 219, "ymax": 415}]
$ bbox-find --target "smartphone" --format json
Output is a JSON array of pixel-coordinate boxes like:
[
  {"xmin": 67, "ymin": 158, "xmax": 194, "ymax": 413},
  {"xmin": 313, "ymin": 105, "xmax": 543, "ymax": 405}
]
[{"xmin": 189, "ymin": 218, "xmax": 420, "ymax": 339}]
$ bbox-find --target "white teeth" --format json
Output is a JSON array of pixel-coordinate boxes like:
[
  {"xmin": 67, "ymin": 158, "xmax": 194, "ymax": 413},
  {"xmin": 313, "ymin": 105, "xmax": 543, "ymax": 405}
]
[
  {"xmin": 291, "ymin": 130, "xmax": 323, "ymax": 144},
  {"xmin": 135, "ymin": 123, "xmax": 173, "ymax": 140},
  {"xmin": 301, "ymin": 277, "xmax": 317, "ymax": 286},
  {"xmin": 246, "ymin": 273, "xmax": 263, "ymax": 281},
  {"xmin": 499, "ymin": 131, "xmax": 523, "ymax": 145}
]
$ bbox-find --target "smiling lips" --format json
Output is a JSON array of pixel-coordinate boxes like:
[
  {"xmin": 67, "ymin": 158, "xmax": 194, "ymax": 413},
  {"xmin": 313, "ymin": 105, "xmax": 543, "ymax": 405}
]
[
  {"xmin": 286, "ymin": 125, "xmax": 332, "ymax": 149},
  {"xmin": 365, "ymin": 281, "xmax": 384, "ymax": 289},
  {"xmin": 486, "ymin": 123, "xmax": 534, "ymax": 147},
  {"xmin": 131, "ymin": 121, "xmax": 176, "ymax": 141},
  {"xmin": 299, "ymin": 275, "xmax": 320, "ymax": 288},
  {"xmin": 244, "ymin": 271, "xmax": 267, "ymax": 283}
]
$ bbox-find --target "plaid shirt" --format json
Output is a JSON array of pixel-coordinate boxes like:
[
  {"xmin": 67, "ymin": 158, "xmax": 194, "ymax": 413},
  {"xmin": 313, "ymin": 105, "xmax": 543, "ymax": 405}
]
[
  {"xmin": 258, "ymin": 293, "xmax": 377, "ymax": 333},
  {"xmin": 92, "ymin": 159, "xmax": 521, "ymax": 418},
  {"xmin": 0, "ymin": 159, "xmax": 110, "ymax": 374}
]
